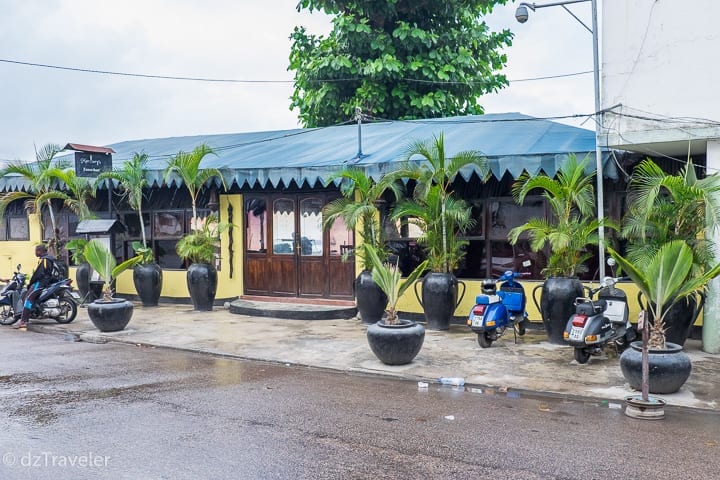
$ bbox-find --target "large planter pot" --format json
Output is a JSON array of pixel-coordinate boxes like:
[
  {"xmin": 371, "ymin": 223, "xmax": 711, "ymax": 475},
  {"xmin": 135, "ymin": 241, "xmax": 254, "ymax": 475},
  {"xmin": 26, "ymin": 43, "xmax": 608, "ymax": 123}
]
[
  {"xmin": 532, "ymin": 277, "xmax": 584, "ymax": 344},
  {"xmin": 620, "ymin": 341, "xmax": 692, "ymax": 394},
  {"xmin": 187, "ymin": 263, "xmax": 217, "ymax": 311},
  {"xmin": 75, "ymin": 262, "xmax": 92, "ymax": 301},
  {"xmin": 639, "ymin": 293, "xmax": 703, "ymax": 347},
  {"xmin": 133, "ymin": 263, "xmax": 163, "ymax": 307},
  {"xmin": 87, "ymin": 298, "xmax": 133, "ymax": 332},
  {"xmin": 414, "ymin": 272, "xmax": 466, "ymax": 331},
  {"xmin": 366, "ymin": 320, "xmax": 425, "ymax": 365},
  {"xmin": 355, "ymin": 270, "xmax": 388, "ymax": 324}
]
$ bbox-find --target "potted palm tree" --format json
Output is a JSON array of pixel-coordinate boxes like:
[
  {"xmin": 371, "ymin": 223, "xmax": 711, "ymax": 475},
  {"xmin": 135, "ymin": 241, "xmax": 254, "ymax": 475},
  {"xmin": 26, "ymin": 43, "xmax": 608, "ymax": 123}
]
[
  {"xmin": 83, "ymin": 240, "xmax": 143, "ymax": 332},
  {"xmin": 509, "ymin": 155, "xmax": 609, "ymax": 344},
  {"xmin": 165, "ymin": 144, "xmax": 226, "ymax": 311},
  {"xmin": 390, "ymin": 133, "xmax": 488, "ymax": 330},
  {"xmin": 176, "ymin": 213, "xmax": 230, "ymax": 310},
  {"xmin": 98, "ymin": 153, "xmax": 163, "ymax": 307},
  {"xmin": 610, "ymin": 241, "xmax": 720, "ymax": 401},
  {"xmin": 322, "ymin": 167, "xmax": 402, "ymax": 324},
  {"xmin": 622, "ymin": 158, "xmax": 720, "ymax": 345},
  {"xmin": 365, "ymin": 245, "xmax": 428, "ymax": 365}
]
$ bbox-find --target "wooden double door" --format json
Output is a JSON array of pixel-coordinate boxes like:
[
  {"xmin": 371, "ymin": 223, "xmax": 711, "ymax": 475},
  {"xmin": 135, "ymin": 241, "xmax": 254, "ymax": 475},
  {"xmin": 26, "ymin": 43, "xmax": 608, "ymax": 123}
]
[{"xmin": 244, "ymin": 193, "xmax": 355, "ymax": 299}]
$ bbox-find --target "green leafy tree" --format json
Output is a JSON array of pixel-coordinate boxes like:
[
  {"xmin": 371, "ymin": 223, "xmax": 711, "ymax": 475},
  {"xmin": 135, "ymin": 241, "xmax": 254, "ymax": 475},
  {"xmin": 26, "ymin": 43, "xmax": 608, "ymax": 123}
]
[
  {"xmin": 53, "ymin": 169, "xmax": 96, "ymax": 221},
  {"xmin": 509, "ymin": 155, "xmax": 614, "ymax": 277},
  {"xmin": 609, "ymin": 241, "xmax": 720, "ymax": 350},
  {"xmin": 164, "ymin": 144, "xmax": 225, "ymax": 233},
  {"xmin": 289, "ymin": 0, "xmax": 512, "ymax": 126},
  {"xmin": 390, "ymin": 133, "xmax": 488, "ymax": 273},
  {"xmin": 0, "ymin": 143, "xmax": 93, "ymax": 255},
  {"xmin": 622, "ymin": 159, "xmax": 720, "ymax": 274}
]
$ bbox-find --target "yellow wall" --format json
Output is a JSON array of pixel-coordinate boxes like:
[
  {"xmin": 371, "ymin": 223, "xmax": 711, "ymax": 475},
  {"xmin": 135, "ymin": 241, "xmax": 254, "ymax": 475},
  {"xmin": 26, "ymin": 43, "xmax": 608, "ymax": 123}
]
[
  {"xmin": 112, "ymin": 194, "xmax": 244, "ymax": 300},
  {"xmin": 396, "ymin": 279, "xmax": 703, "ymax": 326},
  {"xmin": 0, "ymin": 214, "xmax": 44, "ymax": 276},
  {"xmin": 217, "ymin": 194, "xmax": 244, "ymax": 299}
]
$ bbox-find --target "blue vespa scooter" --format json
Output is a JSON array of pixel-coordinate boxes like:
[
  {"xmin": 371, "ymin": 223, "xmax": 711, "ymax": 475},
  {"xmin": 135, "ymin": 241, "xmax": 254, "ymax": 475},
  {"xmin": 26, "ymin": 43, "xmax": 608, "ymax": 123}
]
[{"xmin": 467, "ymin": 269, "xmax": 530, "ymax": 348}]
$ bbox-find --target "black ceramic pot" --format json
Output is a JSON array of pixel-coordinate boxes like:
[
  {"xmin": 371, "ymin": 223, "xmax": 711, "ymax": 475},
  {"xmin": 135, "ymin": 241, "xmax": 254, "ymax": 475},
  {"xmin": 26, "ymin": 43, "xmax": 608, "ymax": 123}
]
[
  {"xmin": 355, "ymin": 270, "xmax": 388, "ymax": 324},
  {"xmin": 415, "ymin": 272, "xmax": 465, "ymax": 331},
  {"xmin": 366, "ymin": 319, "xmax": 425, "ymax": 365},
  {"xmin": 75, "ymin": 262, "xmax": 92, "ymax": 301},
  {"xmin": 87, "ymin": 298, "xmax": 133, "ymax": 332},
  {"xmin": 187, "ymin": 263, "xmax": 217, "ymax": 311},
  {"xmin": 640, "ymin": 293, "xmax": 703, "ymax": 347},
  {"xmin": 133, "ymin": 263, "xmax": 163, "ymax": 307},
  {"xmin": 620, "ymin": 341, "xmax": 692, "ymax": 394},
  {"xmin": 533, "ymin": 277, "xmax": 584, "ymax": 344}
]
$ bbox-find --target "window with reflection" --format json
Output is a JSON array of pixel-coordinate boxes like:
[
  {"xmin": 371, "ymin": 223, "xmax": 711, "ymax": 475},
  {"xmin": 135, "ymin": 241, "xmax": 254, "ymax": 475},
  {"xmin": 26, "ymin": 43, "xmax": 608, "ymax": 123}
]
[
  {"xmin": 488, "ymin": 240, "xmax": 545, "ymax": 278},
  {"xmin": 488, "ymin": 199, "xmax": 545, "ymax": 241},
  {"xmin": 328, "ymin": 216, "xmax": 353, "ymax": 257},
  {"xmin": 124, "ymin": 212, "xmax": 150, "ymax": 239},
  {"xmin": 300, "ymin": 198, "xmax": 323, "ymax": 256},
  {"xmin": 42, "ymin": 211, "xmax": 77, "ymax": 243},
  {"xmin": 155, "ymin": 240, "xmax": 184, "ymax": 269},
  {"xmin": 8, "ymin": 217, "xmax": 29, "ymax": 240},
  {"xmin": 245, "ymin": 198, "xmax": 267, "ymax": 253},
  {"xmin": 154, "ymin": 211, "xmax": 184, "ymax": 239},
  {"xmin": 273, "ymin": 198, "xmax": 295, "ymax": 254}
]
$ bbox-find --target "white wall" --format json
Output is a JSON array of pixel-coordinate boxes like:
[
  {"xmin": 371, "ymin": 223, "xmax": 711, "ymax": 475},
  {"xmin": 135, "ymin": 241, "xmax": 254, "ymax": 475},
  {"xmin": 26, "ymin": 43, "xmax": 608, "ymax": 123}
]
[{"xmin": 602, "ymin": 0, "xmax": 720, "ymax": 155}]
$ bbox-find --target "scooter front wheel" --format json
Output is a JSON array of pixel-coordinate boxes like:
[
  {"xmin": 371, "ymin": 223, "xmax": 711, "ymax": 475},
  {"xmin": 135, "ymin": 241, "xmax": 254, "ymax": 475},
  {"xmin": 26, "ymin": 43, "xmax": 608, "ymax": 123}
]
[
  {"xmin": 477, "ymin": 333, "xmax": 494, "ymax": 348},
  {"xmin": 53, "ymin": 296, "xmax": 78, "ymax": 324},
  {"xmin": 574, "ymin": 348, "xmax": 591, "ymax": 364},
  {"xmin": 0, "ymin": 305, "xmax": 18, "ymax": 325}
]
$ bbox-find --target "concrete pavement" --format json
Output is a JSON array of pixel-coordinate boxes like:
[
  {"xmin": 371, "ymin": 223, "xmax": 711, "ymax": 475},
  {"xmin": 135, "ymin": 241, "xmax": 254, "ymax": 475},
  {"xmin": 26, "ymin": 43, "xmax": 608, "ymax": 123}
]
[{"xmin": 16, "ymin": 303, "xmax": 720, "ymax": 411}]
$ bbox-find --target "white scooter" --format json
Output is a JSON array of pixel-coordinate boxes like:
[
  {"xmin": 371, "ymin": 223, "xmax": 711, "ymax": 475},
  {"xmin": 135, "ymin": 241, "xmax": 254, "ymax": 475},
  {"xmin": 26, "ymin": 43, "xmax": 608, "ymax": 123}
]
[{"xmin": 563, "ymin": 270, "xmax": 637, "ymax": 364}]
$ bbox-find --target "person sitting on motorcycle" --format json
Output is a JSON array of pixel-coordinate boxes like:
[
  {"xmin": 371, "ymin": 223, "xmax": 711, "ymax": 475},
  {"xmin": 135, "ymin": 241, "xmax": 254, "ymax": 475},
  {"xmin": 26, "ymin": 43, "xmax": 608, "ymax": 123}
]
[{"xmin": 15, "ymin": 244, "xmax": 55, "ymax": 330}]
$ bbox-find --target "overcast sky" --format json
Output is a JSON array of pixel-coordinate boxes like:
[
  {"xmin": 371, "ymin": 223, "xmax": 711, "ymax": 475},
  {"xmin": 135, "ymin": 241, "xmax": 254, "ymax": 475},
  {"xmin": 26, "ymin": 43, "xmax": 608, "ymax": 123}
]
[{"xmin": 0, "ymin": 0, "xmax": 596, "ymax": 162}]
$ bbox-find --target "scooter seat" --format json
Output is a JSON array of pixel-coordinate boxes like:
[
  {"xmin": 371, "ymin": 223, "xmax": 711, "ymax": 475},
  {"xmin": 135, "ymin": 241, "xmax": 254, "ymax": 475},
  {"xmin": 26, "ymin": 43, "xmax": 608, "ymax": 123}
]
[{"xmin": 575, "ymin": 299, "xmax": 607, "ymax": 315}]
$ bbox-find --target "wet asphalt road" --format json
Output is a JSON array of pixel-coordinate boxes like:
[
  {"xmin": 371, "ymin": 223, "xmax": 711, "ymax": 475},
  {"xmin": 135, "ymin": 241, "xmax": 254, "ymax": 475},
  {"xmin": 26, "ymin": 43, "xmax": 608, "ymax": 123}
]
[{"xmin": 0, "ymin": 331, "xmax": 719, "ymax": 480}]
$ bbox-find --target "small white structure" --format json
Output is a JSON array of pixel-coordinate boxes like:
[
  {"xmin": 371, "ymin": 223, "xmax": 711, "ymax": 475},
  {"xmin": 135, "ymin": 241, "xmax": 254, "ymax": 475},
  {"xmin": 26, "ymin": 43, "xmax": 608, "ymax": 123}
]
[{"xmin": 602, "ymin": 0, "xmax": 720, "ymax": 352}]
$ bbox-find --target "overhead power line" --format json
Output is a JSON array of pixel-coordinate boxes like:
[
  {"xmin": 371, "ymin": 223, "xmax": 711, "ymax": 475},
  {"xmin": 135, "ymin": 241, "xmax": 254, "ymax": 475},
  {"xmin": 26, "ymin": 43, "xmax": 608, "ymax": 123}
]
[{"xmin": 0, "ymin": 57, "xmax": 591, "ymax": 85}]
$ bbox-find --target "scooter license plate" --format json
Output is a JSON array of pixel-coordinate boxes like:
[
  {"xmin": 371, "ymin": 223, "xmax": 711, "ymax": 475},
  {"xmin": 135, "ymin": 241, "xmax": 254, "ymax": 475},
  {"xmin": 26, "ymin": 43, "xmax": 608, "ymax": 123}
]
[
  {"xmin": 471, "ymin": 315, "xmax": 484, "ymax": 327},
  {"xmin": 569, "ymin": 326, "xmax": 584, "ymax": 341}
]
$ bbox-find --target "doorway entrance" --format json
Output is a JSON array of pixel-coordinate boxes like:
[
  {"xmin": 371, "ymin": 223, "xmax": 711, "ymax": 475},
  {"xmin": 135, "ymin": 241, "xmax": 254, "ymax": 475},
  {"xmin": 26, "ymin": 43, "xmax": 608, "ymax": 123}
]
[{"xmin": 243, "ymin": 193, "xmax": 355, "ymax": 299}]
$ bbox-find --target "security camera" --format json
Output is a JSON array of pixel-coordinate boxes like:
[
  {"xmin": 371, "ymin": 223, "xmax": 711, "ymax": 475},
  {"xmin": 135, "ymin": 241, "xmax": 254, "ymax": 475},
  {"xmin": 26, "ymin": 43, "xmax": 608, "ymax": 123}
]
[{"xmin": 515, "ymin": 5, "xmax": 530, "ymax": 23}]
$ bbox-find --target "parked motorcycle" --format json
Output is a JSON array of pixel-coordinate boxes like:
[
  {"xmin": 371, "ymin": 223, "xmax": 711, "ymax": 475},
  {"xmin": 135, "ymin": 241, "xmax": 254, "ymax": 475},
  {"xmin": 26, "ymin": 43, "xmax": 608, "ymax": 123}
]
[
  {"xmin": 0, "ymin": 265, "xmax": 26, "ymax": 325},
  {"xmin": 0, "ymin": 264, "xmax": 79, "ymax": 325},
  {"xmin": 563, "ymin": 275, "xmax": 636, "ymax": 364},
  {"xmin": 467, "ymin": 269, "xmax": 530, "ymax": 348}
]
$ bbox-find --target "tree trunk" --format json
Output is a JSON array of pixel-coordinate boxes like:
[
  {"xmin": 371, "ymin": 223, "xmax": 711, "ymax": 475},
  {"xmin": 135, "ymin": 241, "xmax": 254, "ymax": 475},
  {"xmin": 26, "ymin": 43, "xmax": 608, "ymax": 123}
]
[
  {"xmin": 139, "ymin": 206, "xmax": 147, "ymax": 248},
  {"xmin": 47, "ymin": 201, "xmax": 58, "ymax": 256}
]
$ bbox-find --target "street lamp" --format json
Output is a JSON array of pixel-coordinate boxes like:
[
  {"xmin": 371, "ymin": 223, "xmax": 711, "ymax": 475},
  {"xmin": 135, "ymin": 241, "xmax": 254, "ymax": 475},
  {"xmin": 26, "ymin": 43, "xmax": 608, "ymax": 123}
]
[{"xmin": 514, "ymin": 0, "xmax": 606, "ymax": 279}]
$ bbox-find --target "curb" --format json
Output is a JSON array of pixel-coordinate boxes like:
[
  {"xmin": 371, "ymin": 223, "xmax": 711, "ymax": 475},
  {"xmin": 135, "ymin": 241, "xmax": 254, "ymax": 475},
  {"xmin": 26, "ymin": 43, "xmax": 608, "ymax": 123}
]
[{"xmin": 25, "ymin": 322, "xmax": 719, "ymax": 413}]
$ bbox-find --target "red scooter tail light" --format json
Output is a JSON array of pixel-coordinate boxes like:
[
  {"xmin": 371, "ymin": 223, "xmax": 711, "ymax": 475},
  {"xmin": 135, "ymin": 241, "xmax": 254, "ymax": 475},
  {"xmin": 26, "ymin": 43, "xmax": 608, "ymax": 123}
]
[
  {"xmin": 572, "ymin": 315, "xmax": 588, "ymax": 327},
  {"xmin": 473, "ymin": 305, "xmax": 486, "ymax": 316}
]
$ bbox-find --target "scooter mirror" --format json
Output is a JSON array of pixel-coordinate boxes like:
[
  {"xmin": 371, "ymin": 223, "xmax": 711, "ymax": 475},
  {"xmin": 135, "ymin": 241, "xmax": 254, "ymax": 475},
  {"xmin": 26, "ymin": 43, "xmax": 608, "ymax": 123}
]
[
  {"xmin": 606, "ymin": 257, "xmax": 616, "ymax": 267},
  {"xmin": 16, "ymin": 264, "xmax": 21, "ymax": 271}
]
